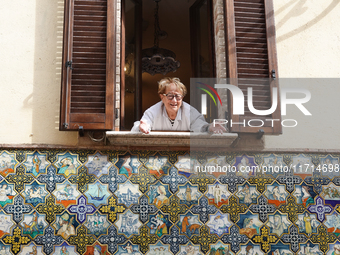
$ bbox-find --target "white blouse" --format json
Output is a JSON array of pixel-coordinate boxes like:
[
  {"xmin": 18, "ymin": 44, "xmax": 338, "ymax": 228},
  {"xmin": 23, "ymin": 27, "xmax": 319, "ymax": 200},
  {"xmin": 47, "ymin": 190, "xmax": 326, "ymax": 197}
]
[{"xmin": 131, "ymin": 101, "xmax": 209, "ymax": 133}]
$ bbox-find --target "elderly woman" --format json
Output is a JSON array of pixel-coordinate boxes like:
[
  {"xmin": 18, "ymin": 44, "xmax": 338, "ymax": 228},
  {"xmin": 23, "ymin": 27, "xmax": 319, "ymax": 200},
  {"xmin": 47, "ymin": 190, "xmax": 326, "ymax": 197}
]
[{"xmin": 131, "ymin": 77, "xmax": 225, "ymax": 134}]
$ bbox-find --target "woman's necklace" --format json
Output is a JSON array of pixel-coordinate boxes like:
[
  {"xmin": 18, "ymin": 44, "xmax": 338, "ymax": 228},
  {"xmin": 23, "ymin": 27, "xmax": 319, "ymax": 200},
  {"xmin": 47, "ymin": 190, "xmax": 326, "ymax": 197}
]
[{"xmin": 168, "ymin": 117, "xmax": 175, "ymax": 126}]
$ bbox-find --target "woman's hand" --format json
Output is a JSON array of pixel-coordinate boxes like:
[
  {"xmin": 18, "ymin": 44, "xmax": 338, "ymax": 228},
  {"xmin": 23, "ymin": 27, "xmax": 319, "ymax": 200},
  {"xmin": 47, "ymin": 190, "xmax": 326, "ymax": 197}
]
[
  {"xmin": 208, "ymin": 123, "xmax": 227, "ymax": 134},
  {"xmin": 139, "ymin": 120, "xmax": 150, "ymax": 134}
]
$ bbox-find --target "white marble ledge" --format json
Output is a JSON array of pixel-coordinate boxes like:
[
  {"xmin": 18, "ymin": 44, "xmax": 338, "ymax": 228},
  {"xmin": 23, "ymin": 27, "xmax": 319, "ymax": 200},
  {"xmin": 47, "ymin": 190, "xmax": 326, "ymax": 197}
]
[{"xmin": 106, "ymin": 131, "xmax": 238, "ymax": 147}]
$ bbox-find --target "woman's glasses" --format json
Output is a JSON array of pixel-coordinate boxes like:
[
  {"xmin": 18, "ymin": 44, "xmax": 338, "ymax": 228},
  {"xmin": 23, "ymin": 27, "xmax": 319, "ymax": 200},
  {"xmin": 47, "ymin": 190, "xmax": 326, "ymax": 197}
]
[{"xmin": 163, "ymin": 93, "xmax": 183, "ymax": 100}]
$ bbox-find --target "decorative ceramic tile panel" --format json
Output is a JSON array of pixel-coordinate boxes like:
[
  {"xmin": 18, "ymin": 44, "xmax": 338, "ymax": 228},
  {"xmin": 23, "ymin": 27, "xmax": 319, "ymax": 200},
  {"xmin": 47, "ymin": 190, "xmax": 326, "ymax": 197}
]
[{"xmin": 0, "ymin": 150, "xmax": 339, "ymax": 255}]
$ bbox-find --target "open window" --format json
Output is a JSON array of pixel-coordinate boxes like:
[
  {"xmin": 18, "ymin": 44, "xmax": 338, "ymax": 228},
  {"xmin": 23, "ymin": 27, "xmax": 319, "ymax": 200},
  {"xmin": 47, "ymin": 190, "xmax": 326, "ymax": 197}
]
[
  {"xmin": 59, "ymin": 0, "xmax": 280, "ymax": 137},
  {"xmin": 120, "ymin": 0, "xmax": 216, "ymax": 130}
]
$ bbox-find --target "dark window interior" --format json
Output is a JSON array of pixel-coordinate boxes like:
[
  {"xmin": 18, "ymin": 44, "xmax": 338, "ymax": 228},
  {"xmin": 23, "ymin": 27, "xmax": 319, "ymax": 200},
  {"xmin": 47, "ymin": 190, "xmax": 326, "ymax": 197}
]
[{"xmin": 122, "ymin": 0, "xmax": 214, "ymax": 130}]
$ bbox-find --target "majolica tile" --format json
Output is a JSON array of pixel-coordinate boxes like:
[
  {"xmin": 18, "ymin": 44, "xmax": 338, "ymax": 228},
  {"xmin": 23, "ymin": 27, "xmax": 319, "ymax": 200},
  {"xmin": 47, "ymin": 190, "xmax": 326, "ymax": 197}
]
[
  {"xmin": 20, "ymin": 211, "xmax": 47, "ymax": 238},
  {"xmin": 0, "ymin": 211, "xmax": 14, "ymax": 238},
  {"xmin": 264, "ymin": 182, "xmax": 288, "ymax": 207},
  {"xmin": 68, "ymin": 195, "xmax": 96, "ymax": 224},
  {"xmin": 328, "ymin": 242, "xmax": 340, "ymax": 255},
  {"xmin": 115, "ymin": 181, "xmax": 141, "ymax": 207},
  {"xmin": 54, "ymin": 243, "xmax": 77, "ymax": 255},
  {"xmin": 160, "ymin": 227, "xmax": 189, "ymax": 254},
  {"xmin": 19, "ymin": 243, "xmax": 43, "ymax": 255},
  {"xmin": 291, "ymin": 154, "xmax": 313, "ymax": 178},
  {"xmin": 221, "ymin": 226, "xmax": 248, "ymax": 254},
  {"xmin": 0, "ymin": 151, "xmax": 18, "ymax": 177},
  {"xmin": 54, "ymin": 152, "xmax": 81, "ymax": 177},
  {"xmin": 233, "ymin": 155, "xmax": 257, "ymax": 179},
  {"xmin": 178, "ymin": 242, "xmax": 202, "ymax": 255},
  {"xmin": 206, "ymin": 211, "xmax": 232, "ymax": 237},
  {"xmin": 177, "ymin": 212, "xmax": 201, "ymax": 237},
  {"xmin": 85, "ymin": 152, "xmax": 112, "ymax": 178},
  {"xmin": 53, "ymin": 181, "xmax": 80, "ymax": 207},
  {"xmin": 205, "ymin": 155, "xmax": 229, "ymax": 178},
  {"xmin": 267, "ymin": 213, "xmax": 291, "ymax": 237},
  {"xmin": 0, "ymin": 244, "xmax": 11, "ymax": 254},
  {"xmin": 34, "ymin": 225, "xmax": 64, "ymax": 254},
  {"xmin": 116, "ymin": 154, "xmax": 140, "ymax": 178},
  {"xmin": 85, "ymin": 181, "xmax": 111, "ymax": 207},
  {"xmin": 319, "ymin": 154, "xmax": 340, "ymax": 179},
  {"xmin": 236, "ymin": 183, "xmax": 259, "ymax": 206},
  {"xmin": 0, "ymin": 180, "xmax": 16, "ymax": 208},
  {"xmin": 147, "ymin": 182, "xmax": 171, "ymax": 208},
  {"xmin": 239, "ymin": 243, "xmax": 264, "ymax": 255},
  {"xmin": 22, "ymin": 151, "xmax": 50, "ymax": 177},
  {"xmin": 23, "ymin": 180, "xmax": 48, "ymax": 207},
  {"xmin": 84, "ymin": 242, "xmax": 109, "ymax": 255},
  {"xmin": 268, "ymin": 241, "xmax": 292, "ymax": 255},
  {"xmin": 84, "ymin": 212, "xmax": 110, "ymax": 238},
  {"xmin": 146, "ymin": 154, "xmax": 171, "ymax": 178},
  {"xmin": 281, "ymin": 224, "xmax": 308, "ymax": 253},
  {"xmin": 98, "ymin": 225, "xmax": 127, "ymax": 254},
  {"xmin": 175, "ymin": 154, "xmax": 191, "ymax": 177},
  {"xmin": 177, "ymin": 183, "xmax": 201, "ymax": 208},
  {"xmin": 146, "ymin": 212, "xmax": 172, "ymax": 238},
  {"xmin": 52, "ymin": 212, "xmax": 79, "ymax": 240},
  {"xmin": 1, "ymin": 149, "xmax": 340, "ymax": 254},
  {"xmin": 320, "ymin": 183, "xmax": 340, "ymax": 208},
  {"xmin": 115, "ymin": 209, "xmax": 142, "ymax": 237},
  {"xmin": 297, "ymin": 212, "xmax": 320, "ymax": 235},
  {"xmin": 148, "ymin": 241, "xmax": 172, "ymax": 255},
  {"xmin": 116, "ymin": 242, "xmax": 140, "ymax": 255},
  {"xmin": 206, "ymin": 181, "xmax": 230, "ymax": 207},
  {"xmin": 237, "ymin": 211, "xmax": 262, "ymax": 238},
  {"xmin": 209, "ymin": 241, "xmax": 230, "ymax": 255},
  {"xmin": 293, "ymin": 183, "xmax": 317, "ymax": 207}
]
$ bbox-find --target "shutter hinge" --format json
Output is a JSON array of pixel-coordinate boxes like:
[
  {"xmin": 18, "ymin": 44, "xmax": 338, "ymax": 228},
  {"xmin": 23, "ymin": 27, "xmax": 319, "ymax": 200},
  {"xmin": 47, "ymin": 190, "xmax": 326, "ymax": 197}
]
[
  {"xmin": 79, "ymin": 126, "xmax": 84, "ymax": 137},
  {"xmin": 63, "ymin": 123, "xmax": 69, "ymax": 129},
  {"xmin": 115, "ymin": 109, "xmax": 119, "ymax": 119},
  {"xmin": 271, "ymin": 69, "xmax": 276, "ymax": 79},
  {"xmin": 65, "ymin": 61, "xmax": 73, "ymax": 70},
  {"xmin": 257, "ymin": 129, "xmax": 264, "ymax": 139}
]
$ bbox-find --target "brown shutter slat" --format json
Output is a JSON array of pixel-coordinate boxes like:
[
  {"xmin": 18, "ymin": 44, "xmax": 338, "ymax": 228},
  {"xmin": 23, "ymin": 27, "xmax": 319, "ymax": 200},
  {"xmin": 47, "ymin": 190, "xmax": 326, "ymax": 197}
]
[
  {"xmin": 74, "ymin": 21, "xmax": 107, "ymax": 26},
  {"xmin": 224, "ymin": 0, "xmax": 281, "ymax": 134},
  {"xmin": 74, "ymin": 26, "xmax": 107, "ymax": 32},
  {"xmin": 71, "ymin": 80, "xmax": 106, "ymax": 85},
  {"xmin": 60, "ymin": 0, "xmax": 115, "ymax": 131}
]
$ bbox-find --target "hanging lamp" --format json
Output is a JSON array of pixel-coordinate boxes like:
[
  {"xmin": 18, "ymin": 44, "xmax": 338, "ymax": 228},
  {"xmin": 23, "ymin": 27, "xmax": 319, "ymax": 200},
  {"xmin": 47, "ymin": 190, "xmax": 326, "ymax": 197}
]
[{"xmin": 142, "ymin": 0, "xmax": 180, "ymax": 76}]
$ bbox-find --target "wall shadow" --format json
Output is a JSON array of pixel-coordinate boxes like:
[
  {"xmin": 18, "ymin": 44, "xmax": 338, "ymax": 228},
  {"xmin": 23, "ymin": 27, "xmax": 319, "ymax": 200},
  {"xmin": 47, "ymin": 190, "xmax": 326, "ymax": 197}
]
[
  {"xmin": 32, "ymin": 0, "xmax": 77, "ymax": 144},
  {"xmin": 275, "ymin": 0, "xmax": 339, "ymax": 43}
]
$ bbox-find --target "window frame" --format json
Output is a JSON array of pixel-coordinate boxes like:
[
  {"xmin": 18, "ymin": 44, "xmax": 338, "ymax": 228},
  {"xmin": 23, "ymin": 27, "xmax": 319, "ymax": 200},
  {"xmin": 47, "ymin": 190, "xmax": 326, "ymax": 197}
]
[{"xmin": 60, "ymin": 0, "xmax": 281, "ymax": 138}]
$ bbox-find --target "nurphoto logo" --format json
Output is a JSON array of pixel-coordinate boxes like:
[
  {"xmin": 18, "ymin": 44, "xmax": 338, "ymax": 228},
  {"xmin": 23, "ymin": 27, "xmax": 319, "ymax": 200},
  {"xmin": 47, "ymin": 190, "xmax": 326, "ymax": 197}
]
[{"xmin": 199, "ymin": 82, "xmax": 312, "ymax": 128}]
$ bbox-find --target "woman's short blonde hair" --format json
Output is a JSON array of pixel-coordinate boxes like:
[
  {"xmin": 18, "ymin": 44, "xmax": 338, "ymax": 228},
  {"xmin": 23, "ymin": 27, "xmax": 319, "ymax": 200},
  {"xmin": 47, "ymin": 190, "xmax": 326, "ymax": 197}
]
[{"xmin": 158, "ymin": 77, "xmax": 187, "ymax": 96}]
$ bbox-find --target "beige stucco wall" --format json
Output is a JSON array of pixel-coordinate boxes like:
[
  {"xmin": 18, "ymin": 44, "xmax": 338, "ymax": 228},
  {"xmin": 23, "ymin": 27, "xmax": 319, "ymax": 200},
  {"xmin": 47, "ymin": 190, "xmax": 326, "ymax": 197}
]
[
  {"xmin": 0, "ymin": 0, "xmax": 339, "ymax": 149},
  {"xmin": 265, "ymin": 0, "xmax": 340, "ymax": 150},
  {"xmin": 0, "ymin": 0, "xmax": 78, "ymax": 145},
  {"xmin": 274, "ymin": 0, "xmax": 340, "ymax": 77}
]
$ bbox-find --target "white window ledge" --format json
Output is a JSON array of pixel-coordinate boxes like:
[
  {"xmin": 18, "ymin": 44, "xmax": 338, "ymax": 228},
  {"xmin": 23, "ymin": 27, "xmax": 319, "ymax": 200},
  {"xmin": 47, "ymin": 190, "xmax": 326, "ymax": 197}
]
[{"xmin": 105, "ymin": 131, "xmax": 238, "ymax": 148}]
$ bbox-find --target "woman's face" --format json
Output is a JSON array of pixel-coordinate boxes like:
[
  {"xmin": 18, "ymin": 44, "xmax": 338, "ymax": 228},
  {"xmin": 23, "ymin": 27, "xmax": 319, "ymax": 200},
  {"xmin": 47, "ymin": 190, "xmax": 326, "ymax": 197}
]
[{"xmin": 160, "ymin": 83, "xmax": 183, "ymax": 116}]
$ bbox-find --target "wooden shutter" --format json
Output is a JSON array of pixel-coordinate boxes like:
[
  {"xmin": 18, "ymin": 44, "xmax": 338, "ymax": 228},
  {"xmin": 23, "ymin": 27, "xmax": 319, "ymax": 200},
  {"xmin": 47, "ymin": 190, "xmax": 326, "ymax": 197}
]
[
  {"xmin": 224, "ymin": 0, "xmax": 281, "ymax": 134},
  {"xmin": 60, "ymin": 0, "xmax": 116, "ymax": 131}
]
